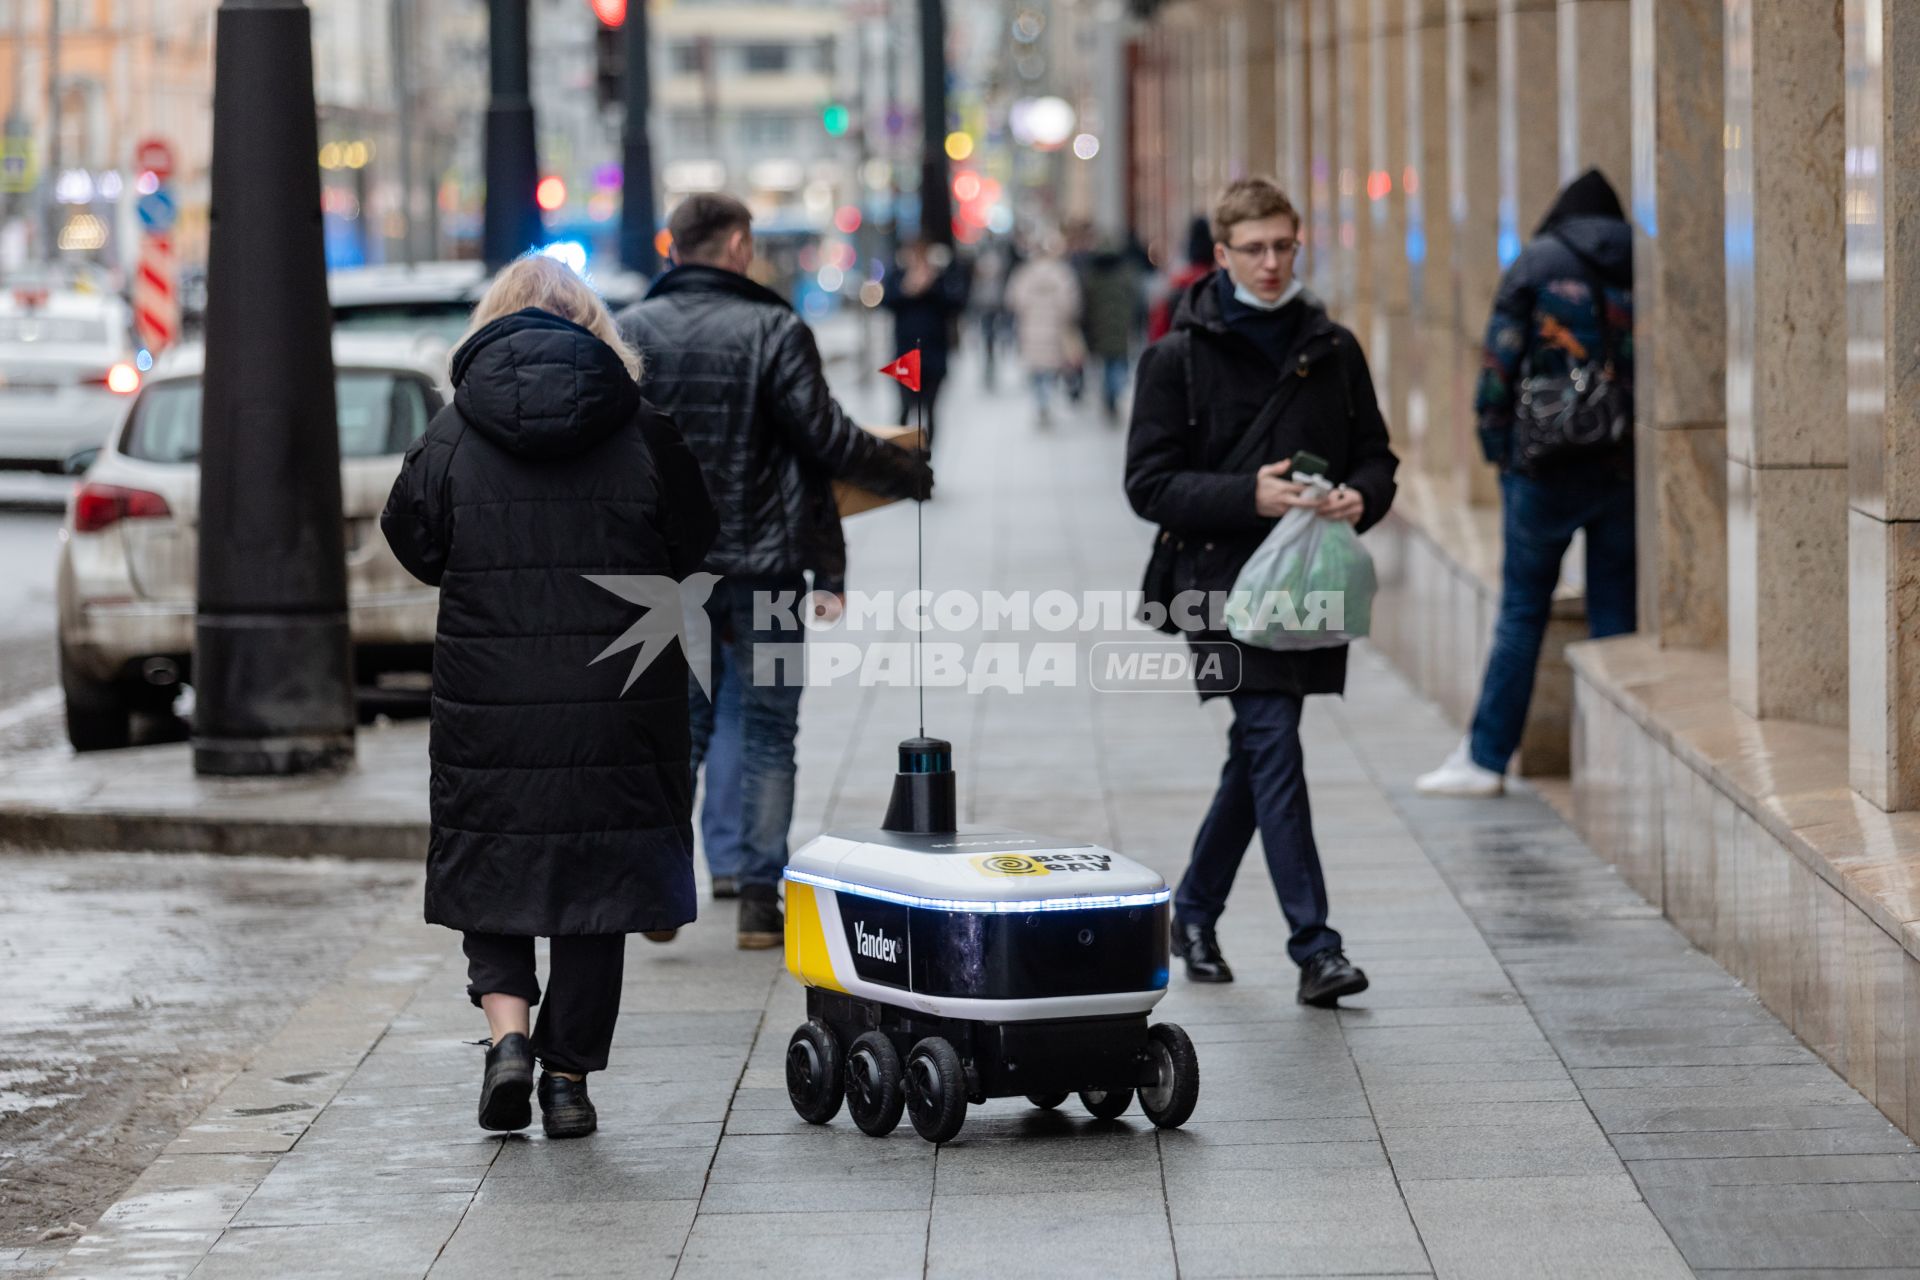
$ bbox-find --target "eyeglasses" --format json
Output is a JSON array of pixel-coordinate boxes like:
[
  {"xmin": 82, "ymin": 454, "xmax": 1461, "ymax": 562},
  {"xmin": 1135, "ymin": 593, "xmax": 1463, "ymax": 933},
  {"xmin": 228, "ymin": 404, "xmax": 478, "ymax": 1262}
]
[{"xmin": 1225, "ymin": 238, "xmax": 1299, "ymax": 262}]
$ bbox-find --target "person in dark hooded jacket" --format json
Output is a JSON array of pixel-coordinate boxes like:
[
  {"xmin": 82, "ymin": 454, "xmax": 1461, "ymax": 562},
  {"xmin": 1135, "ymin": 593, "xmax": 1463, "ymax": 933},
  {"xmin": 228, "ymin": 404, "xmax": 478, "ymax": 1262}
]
[
  {"xmin": 1417, "ymin": 168, "xmax": 1636, "ymax": 797},
  {"xmin": 382, "ymin": 254, "xmax": 718, "ymax": 1141},
  {"xmin": 1127, "ymin": 177, "xmax": 1399, "ymax": 1008}
]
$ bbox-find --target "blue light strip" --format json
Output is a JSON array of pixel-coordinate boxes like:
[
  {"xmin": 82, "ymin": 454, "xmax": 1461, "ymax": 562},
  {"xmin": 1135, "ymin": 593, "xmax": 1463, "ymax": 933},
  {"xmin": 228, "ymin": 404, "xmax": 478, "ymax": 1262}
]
[{"xmin": 783, "ymin": 868, "xmax": 1171, "ymax": 915}]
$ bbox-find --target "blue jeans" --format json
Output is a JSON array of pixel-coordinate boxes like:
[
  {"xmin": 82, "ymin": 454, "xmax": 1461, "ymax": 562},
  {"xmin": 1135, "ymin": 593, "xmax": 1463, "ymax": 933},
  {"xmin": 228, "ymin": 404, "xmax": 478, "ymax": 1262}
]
[
  {"xmin": 1175, "ymin": 691, "xmax": 1339, "ymax": 968},
  {"xmin": 688, "ymin": 575, "xmax": 807, "ymax": 889},
  {"xmin": 698, "ymin": 648, "xmax": 746, "ymax": 882},
  {"xmin": 1468, "ymin": 471, "xmax": 1637, "ymax": 773},
  {"xmin": 1099, "ymin": 355, "xmax": 1129, "ymax": 413}
]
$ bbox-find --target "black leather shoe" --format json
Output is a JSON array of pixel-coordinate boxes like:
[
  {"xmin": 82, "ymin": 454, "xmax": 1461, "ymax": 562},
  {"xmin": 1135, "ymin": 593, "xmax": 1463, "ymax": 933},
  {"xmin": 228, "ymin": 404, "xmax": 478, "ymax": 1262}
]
[
  {"xmin": 738, "ymin": 883, "xmax": 784, "ymax": 951},
  {"xmin": 538, "ymin": 1070, "xmax": 597, "ymax": 1139},
  {"xmin": 477, "ymin": 1032, "xmax": 534, "ymax": 1132},
  {"xmin": 1297, "ymin": 950, "xmax": 1369, "ymax": 1007},
  {"xmin": 1172, "ymin": 920, "xmax": 1234, "ymax": 983}
]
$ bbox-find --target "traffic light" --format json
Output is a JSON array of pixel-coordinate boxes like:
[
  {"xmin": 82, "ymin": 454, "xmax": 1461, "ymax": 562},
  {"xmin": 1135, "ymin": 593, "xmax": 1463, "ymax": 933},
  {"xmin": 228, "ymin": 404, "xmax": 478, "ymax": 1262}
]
[
  {"xmin": 595, "ymin": 23, "xmax": 625, "ymax": 110},
  {"xmin": 821, "ymin": 102, "xmax": 851, "ymax": 137}
]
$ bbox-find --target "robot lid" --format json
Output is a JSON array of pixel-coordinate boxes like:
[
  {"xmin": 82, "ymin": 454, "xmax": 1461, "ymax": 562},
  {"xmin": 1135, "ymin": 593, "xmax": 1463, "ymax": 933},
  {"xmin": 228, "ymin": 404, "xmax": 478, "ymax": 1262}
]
[{"xmin": 787, "ymin": 827, "xmax": 1171, "ymax": 912}]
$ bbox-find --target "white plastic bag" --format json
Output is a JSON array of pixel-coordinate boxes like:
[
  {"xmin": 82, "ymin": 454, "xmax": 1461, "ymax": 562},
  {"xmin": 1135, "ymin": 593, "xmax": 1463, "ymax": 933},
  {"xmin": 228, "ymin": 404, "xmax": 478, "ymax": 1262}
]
[{"xmin": 1226, "ymin": 480, "xmax": 1378, "ymax": 651}]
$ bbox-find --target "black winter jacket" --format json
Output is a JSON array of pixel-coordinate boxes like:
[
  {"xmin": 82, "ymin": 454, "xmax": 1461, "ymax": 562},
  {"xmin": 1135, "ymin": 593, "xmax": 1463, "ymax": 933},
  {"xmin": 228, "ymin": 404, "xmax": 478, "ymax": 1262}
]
[
  {"xmin": 1125, "ymin": 272, "xmax": 1399, "ymax": 699},
  {"xmin": 381, "ymin": 308, "xmax": 718, "ymax": 936},
  {"xmin": 617, "ymin": 265, "xmax": 931, "ymax": 589}
]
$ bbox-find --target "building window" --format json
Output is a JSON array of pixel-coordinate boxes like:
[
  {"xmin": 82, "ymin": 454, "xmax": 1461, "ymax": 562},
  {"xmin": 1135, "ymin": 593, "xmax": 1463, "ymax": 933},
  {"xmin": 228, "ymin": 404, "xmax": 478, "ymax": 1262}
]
[
  {"xmin": 741, "ymin": 44, "xmax": 789, "ymax": 74},
  {"xmin": 670, "ymin": 41, "xmax": 704, "ymax": 74},
  {"xmin": 56, "ymin": 0, "xmax": 88, "ymax": 29},
  {"xmin": 672, "ymin": 112, "xmax": 715, "ymax": 149},
  {"xmin": 737, "ymin": 112, "xmax": 793, "ymax": 147}
]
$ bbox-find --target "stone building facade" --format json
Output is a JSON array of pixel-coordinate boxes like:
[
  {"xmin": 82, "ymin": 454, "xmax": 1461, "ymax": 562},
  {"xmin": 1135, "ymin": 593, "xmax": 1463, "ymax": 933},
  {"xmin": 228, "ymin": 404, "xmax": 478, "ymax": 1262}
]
[{"xmin": 1127, "ymin": 0, "xmax": 1920, "ymax": 1140}]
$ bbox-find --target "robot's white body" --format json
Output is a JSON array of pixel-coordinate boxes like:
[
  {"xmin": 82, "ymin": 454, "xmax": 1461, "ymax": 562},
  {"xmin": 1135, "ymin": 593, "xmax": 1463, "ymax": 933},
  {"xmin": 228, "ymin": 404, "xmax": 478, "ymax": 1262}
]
[
  {"xmin": 780, "ymin": 800, "xmax": 1198, "ymax": 1144},
  {"xmin": 784, "ymin": 828, "xmax": 1173, "ymax": 1023}
]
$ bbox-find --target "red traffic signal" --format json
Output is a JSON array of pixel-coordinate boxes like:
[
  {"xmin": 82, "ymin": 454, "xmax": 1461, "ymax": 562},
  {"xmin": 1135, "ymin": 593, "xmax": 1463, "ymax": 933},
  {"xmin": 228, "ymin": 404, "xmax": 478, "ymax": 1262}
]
[{"xmin": 591, "ymin": 0, "xmax": 625, "ymax": 26}]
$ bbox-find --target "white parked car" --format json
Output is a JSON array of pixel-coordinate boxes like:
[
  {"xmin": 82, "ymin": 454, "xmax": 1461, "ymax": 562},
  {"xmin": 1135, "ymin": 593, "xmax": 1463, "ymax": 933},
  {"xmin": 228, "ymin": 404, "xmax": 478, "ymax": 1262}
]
[
  {"xmin": 55, "ymin": 334, "xmax": 451, "ymax": 750},
  {"xmin": 328, "ymin": 258, "xmax": 649, "ymax": 346},
  {"xmin": 0, "ymin": 283, "xmax": 142, "ymax": 470}
]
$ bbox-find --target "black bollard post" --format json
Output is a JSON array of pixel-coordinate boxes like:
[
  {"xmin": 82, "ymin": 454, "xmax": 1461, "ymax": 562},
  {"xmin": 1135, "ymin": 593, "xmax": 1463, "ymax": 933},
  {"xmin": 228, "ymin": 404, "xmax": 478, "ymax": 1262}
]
[
  {"xmin": 619, "ymin": 0, "xmax": 660, "ymax": 275},
  {"xmin": 193, "ymin": 0, "xmax": 354, "ymax": 777},
  {"xmin": 916, "ymin": 0, "xmax": 952, "ymax": 247},
  {"xmin": 483, "ymin": 0, "xmax": 542, "ymax": 271}
]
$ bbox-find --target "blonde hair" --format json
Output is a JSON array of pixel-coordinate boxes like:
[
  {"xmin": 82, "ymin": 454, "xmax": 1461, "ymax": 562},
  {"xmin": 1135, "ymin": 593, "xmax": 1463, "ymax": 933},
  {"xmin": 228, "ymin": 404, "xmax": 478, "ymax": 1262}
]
[{"xmin": 461, "ymin": 254, "xmax": 643, "ymax": 382}]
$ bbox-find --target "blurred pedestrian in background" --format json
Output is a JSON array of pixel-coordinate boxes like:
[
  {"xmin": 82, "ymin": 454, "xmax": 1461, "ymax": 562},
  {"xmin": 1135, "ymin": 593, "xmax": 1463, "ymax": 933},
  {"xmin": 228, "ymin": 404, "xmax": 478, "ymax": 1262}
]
[
  {"xmin": 618, "ymin": 193, "xmax": 933, "ymax": 950},
  {"xmin": 1148, "ymin": 216, "xmax": 1218, "ymax": 344},
  {"xmin": 1078, "ymin": 236, "xmax": 1142, "ymax": 422},
  {"xmin": 882, "ymin": 238, "xmax": 968, "ymax": 447},
  {"xmin": 972, "ymin": 238, "xmax": 1014, "ymax": 389},
  {"xmin": 1416, "ymin": 169, "xmax": 1635, "ymax": 798},
  {"xmin": 1004, "ymin": 233, "xmax": 1083, "ymax": 427},
  {"xmin": 382, "ymin": 254, "xmax": 717, "ymax": 1141},
  {"xmin": 1126, "ymin": 178, "xmax": 1398, "ymax": 1008}
]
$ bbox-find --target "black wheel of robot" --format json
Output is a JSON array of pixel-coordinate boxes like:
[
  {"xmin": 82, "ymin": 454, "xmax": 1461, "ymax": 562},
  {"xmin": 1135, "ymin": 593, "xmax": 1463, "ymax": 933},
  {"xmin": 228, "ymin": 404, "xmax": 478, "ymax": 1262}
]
[
  {"xmin": 1137, "ymin": 1023, "xmax": 1200, "ymax": 1129},
  {"xmin": 785, "ymin": 1020, "xmax": 844, "ymax": 1125},
  {"xmin": 1025, "ymin": 1092, "xmax": 1070, "ymax": 1110},
  {"xmin": 1078, "ymin": 1087, "xmax": 1134, "ymax": 1120},
  {"xmin": 903, "ymin": 1037, "xmax": 968, "ymax": 1144},
  {"xmin": 844, "ymin": 1030, "xmax": 906, "ymax": 1137}
]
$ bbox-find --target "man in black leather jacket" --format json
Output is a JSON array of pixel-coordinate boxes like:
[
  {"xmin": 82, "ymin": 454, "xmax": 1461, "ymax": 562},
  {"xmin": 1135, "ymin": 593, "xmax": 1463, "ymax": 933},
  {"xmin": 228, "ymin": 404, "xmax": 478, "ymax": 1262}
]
[{"xmin": 618, "ymin": 193, "xmax": 932, "ymax": 950}]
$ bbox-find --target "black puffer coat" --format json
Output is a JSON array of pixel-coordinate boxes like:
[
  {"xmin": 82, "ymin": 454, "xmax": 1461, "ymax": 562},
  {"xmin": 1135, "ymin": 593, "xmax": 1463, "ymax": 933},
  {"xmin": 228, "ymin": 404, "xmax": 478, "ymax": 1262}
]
[
  {"xmin": 617, "ymin": 265, "xmax": 931, "ymax": 588},
  {"xmin": 1125, "ymin": 273, "xmax": 1399, "ymax": 700},
  {"xmin": 381, "ymin": 308, "xmax": 718, "ymax": 936}
]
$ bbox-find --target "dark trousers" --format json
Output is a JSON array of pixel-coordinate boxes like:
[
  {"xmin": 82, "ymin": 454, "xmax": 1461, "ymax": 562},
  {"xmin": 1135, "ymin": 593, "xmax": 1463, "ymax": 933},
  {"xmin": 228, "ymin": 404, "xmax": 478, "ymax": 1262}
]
[
  {"xmin": 899, "ymin": 376, "xmax": 943, "ymax": 449},
  {"xmin": 463, "ymin": 932, "xmax": 626, "ymax": 1075},
  {"xmin": 1175, "ymin": 691, "xmax": 1339, "ymax": 967},
  {"xmin": 687, "ymin": 575, "xmax": 807, "ymax": 889},
  {"xmin": 1467, "ymin": 471, "xmax": 1636, "ymax": 773}
]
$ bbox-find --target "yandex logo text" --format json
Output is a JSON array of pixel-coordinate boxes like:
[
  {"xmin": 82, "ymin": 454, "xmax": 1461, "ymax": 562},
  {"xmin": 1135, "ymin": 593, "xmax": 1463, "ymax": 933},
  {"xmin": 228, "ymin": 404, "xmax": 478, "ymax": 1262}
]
[{"xmin": 853, "ymin": 919, "xmax": 901, "ymax": 964}]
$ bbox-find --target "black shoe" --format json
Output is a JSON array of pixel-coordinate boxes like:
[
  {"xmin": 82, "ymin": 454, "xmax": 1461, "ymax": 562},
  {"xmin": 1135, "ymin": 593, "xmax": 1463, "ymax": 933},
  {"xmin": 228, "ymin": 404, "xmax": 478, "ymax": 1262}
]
[
  {"xmin": 477, "ymin": 1032, "xmax": 534, "ymax": 1132},
  {"xmin": 537, "ymin": 1070, "xmax": 597, "ymax": 1139},
  {"xmin": 1298, "ymin": 950, "xmax": 1369, "ymax": 1007},
  {"xmin": 712, "ymin": 875, "xmax": 741, "ymax": 900},
  {"xmin": 1172, "ymin": 919, "xmax": 1234, "ymax": 983},
  {"xmin": 738, "ymin": 883, "xmax": 784, "ymax": 951}
]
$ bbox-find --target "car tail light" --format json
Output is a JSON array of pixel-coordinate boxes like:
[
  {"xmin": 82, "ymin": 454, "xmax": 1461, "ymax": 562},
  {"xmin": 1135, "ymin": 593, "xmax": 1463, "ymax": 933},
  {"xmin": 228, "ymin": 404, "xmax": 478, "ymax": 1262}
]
[
  {"xmin": 73, "ymin": 482, "xmax": 171, "ymax": 533},
  {"xmin": 105, "ymin": 362, "xmax": 140, "ymax": 394}
]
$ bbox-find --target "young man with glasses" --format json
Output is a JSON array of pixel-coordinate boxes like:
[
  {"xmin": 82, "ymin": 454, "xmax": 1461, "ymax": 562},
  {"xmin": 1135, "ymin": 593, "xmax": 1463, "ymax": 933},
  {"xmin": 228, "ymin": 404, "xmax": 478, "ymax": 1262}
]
[{"xmin": 1125, "ymin": 177, "xmax": 1399, "ymax": 1006}]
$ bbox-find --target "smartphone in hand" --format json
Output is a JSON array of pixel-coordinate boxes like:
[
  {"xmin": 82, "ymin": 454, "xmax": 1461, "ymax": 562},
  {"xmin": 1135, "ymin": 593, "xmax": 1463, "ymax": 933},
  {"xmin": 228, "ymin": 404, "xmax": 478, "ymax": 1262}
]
[{"xmin": 1289, "ymin": 450, "xmax": 1332, "ymax": 481}]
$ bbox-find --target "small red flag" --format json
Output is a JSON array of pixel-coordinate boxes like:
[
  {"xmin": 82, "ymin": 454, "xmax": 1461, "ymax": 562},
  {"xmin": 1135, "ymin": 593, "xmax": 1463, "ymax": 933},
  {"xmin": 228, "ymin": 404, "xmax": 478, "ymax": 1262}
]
[{"xmin": 879, "ymin": 349, "xmax": 922, "ymax": 392}]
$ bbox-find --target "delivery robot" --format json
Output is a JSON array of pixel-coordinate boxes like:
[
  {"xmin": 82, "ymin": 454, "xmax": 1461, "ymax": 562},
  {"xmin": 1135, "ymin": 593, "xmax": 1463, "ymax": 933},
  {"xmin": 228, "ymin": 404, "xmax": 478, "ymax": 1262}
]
[{"xmin": 782, "ymin": 737, "xmax": 1200, "ymax": 1144}]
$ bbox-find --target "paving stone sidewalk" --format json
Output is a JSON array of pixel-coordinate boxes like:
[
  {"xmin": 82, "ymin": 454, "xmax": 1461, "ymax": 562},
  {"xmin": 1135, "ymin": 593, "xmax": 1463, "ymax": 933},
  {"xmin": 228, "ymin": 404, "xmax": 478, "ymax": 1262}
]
[{"xmin": 50, "ymin": 358, "xmax": 1920, "ymax": 1279}]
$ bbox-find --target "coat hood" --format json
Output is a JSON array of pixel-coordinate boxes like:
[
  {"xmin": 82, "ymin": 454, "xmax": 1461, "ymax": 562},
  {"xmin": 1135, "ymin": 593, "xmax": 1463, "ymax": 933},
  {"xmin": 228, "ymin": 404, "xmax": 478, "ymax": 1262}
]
[
  {"xmin": 1536, "ymin": 168, "xmax": 1626, "ymax": 233},
  {"xmin": 450, "ymin": 308, "xmax": 640, "ymax": 461}
]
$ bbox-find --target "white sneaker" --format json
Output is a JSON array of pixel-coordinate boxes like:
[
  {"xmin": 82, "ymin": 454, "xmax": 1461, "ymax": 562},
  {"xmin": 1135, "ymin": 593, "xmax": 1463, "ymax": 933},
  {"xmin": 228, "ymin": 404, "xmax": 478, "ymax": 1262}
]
[{"xmin": 1415, "ymin": 740, "xmax": 1505, "ymax": 797}]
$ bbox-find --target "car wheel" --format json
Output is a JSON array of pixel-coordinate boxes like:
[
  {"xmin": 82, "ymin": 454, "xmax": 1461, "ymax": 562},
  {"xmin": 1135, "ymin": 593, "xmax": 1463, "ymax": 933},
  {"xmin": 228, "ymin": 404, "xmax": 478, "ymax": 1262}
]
[{"xmin": 61, "ymin": 655, "xmax": 131, "ymax": 752}]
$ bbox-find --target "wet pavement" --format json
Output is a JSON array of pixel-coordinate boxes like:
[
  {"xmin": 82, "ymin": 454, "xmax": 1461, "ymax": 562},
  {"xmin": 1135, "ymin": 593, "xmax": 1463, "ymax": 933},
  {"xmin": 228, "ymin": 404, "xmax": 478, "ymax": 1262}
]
[
  {"xmin": 30, "ymin": 353, "xmax": 1920, "ymax": 1278},
  {"xmin": 0, "ymin": 854, "xmax": 419, "ymax": 1274}
]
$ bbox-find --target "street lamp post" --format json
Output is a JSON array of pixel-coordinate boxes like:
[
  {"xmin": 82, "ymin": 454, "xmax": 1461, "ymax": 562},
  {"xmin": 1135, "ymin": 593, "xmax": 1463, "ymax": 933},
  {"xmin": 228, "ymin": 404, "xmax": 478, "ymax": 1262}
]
[
  {"xmin": 193, "ymin": 0, "xmax": 354, "ymax": 777},
  {"xmin": 916, "ymin": 0, "xmax": 951, "ymax": 247},
  {"xmin": 618, "ymin": 0, "xmax": 659, "ymax": 274},
  {"xmin": 483, "ymin": 0, "xmax": 541, "ymax": 270}
]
